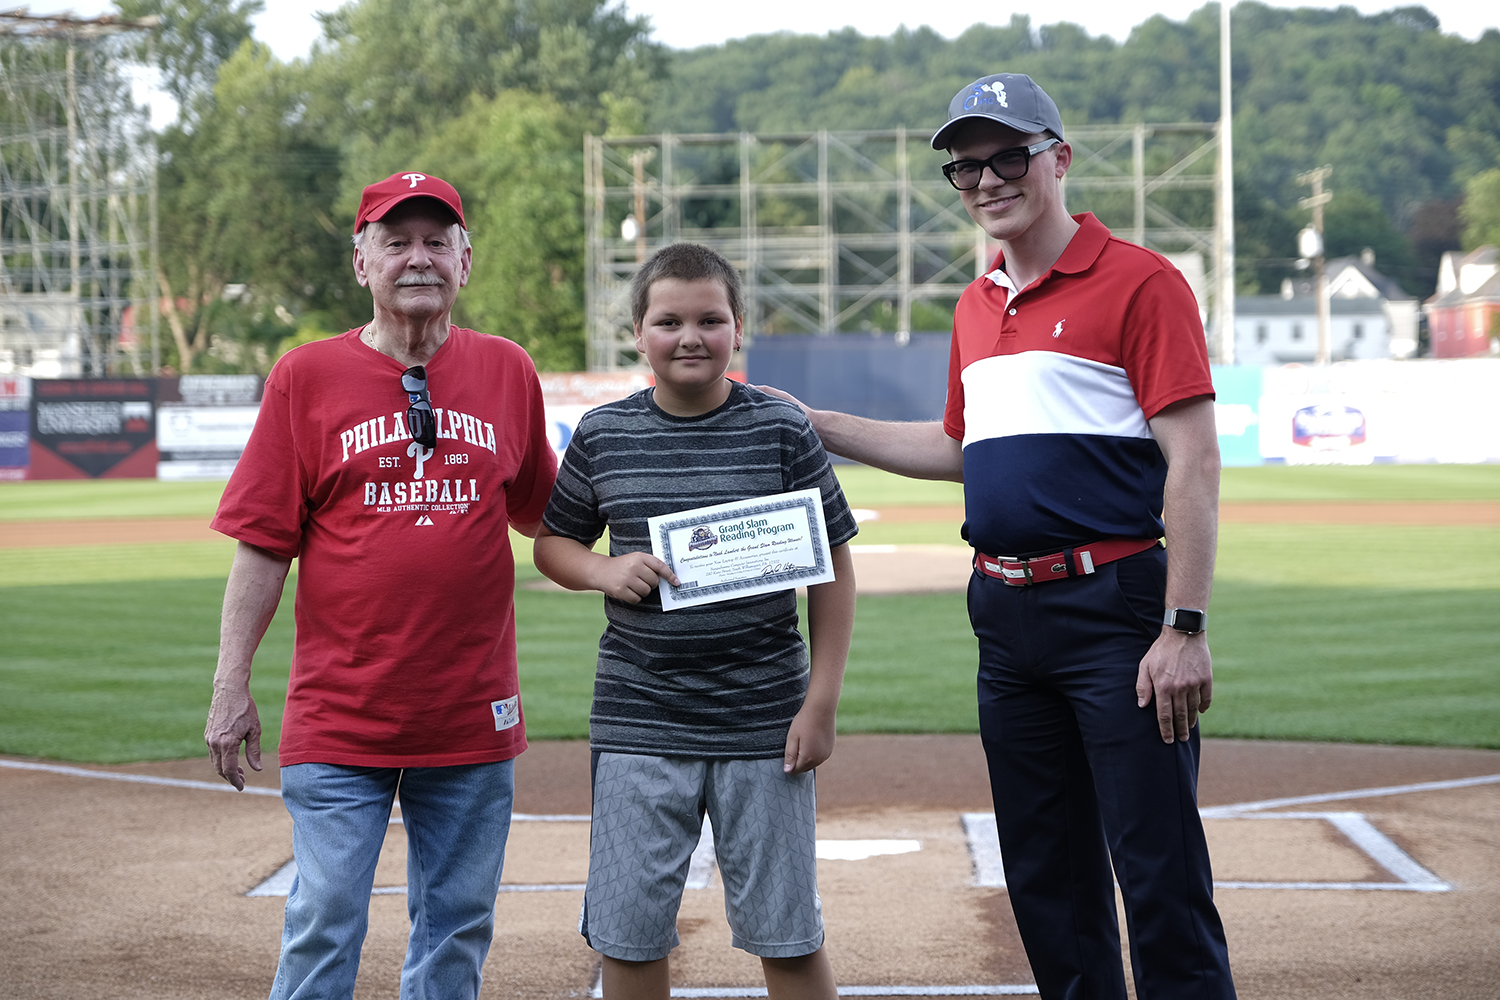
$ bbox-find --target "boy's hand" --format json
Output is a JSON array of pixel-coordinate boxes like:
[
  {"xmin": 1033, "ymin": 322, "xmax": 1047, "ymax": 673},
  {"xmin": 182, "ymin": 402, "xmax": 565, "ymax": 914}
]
[
  {"xmin": 783, "ymin": 703, "xmax": 836, "ymax": 774},
  {"xmin": 593, "ymin": 551, "xmax": 680, "ymax": 603}
]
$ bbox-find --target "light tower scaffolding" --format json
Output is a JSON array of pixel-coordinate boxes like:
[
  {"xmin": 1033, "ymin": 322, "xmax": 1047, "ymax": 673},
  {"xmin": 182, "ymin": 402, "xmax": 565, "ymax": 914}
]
[
  {"xmin": 584, "ymin": 125, "xmax": 1224, "ymax": 371},
  {"xmin": 0, "ymin": 9, "xmax": 158, "ymax": 378}
]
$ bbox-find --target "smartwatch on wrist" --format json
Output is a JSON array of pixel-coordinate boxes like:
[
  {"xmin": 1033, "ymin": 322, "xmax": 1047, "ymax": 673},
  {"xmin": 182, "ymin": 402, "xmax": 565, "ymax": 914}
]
[{"xmin": 1164, "ymin": 608, "xmax": 1207, "ymax": 634}]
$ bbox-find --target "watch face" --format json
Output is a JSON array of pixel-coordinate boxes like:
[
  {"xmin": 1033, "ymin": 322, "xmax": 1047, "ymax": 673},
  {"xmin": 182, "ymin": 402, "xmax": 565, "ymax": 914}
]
[{"xmin": 1167, "ymin": 608, "xmax": 1206, "ymax": 633}]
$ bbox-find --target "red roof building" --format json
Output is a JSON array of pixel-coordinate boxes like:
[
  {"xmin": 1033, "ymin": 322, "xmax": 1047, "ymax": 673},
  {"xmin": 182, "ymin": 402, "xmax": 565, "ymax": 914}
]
[{"xmin": 1424, "ymin": 247, "xmax": 1500, "ymax": 358}]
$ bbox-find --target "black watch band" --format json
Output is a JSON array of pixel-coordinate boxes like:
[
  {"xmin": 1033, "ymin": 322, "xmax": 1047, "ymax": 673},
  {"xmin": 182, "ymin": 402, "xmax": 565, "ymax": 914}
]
[{"xmin": 1164, "ymin": 608, "xmax": 1207, "ymax": 634}]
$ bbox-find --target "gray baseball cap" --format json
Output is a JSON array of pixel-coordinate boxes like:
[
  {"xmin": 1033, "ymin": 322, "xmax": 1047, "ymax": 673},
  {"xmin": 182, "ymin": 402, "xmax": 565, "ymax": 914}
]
[{"xmin": 930, "ymin": 73, "xmax": 1066, "ymax": 150}]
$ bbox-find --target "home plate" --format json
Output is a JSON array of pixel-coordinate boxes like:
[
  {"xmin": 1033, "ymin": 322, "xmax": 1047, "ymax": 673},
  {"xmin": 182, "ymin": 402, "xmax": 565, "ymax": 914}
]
[
  {"xmin": 847, "ymin": 544, "xmax": 973, "ymax": 594},
  {"xmin": 816, "ymin": 839, "xmax": 922, "ymax": 861}
]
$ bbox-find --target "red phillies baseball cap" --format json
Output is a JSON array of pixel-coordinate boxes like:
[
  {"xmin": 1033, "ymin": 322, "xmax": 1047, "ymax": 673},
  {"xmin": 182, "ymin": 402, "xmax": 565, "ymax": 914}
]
[{"xmin": 354, "ymin": 171, "xmax": 466, "ymax": 233}]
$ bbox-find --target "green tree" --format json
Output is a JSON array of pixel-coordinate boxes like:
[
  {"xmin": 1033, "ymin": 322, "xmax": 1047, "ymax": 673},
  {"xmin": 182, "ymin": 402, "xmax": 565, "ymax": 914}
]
[
  {"xmin": 1322, "ymin": 190, "xmax": 1422, "ymax": 294},
  {"xmin": 1459, "ymin": 168, "xmax": 1500, "ymax": 249},
  {"xmin": 295, "ymin": 0, "xmax": 662, "ymax": 367},
  {"xmin": 305, "ymin": 0, "xmax": 659, "ymax": 179},
  {"xmin": 1233, "ymin": 177, "xmax": 1299, "ymax": 295},
  {"xmin": 155, "ymin": 43, "xmax": 349, "ymax": 372},
  {"xmin": 114, "ymin": 0, "xmax": 263, "ymax": 118},
  {"xmin": 397, "ymin": 91, "xmax": 588, "ymax": 370}
]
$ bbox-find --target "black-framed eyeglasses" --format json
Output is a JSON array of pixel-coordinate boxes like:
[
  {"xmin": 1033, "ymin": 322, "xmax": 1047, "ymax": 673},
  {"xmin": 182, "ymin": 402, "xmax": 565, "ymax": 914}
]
[
  {"xmin": 942, "ymin": 137, "xmax": 1061, "ymax": 191},
  {"xmin": 401, "ymin": 365, "xmax": 437, "ymax": 449}
]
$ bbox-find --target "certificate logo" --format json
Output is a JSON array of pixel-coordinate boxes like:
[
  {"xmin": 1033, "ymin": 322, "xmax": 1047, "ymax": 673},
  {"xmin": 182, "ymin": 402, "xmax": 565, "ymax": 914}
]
[{"xmin": 687, "ymin": 525, "xmax": 717, "ymax": 551}]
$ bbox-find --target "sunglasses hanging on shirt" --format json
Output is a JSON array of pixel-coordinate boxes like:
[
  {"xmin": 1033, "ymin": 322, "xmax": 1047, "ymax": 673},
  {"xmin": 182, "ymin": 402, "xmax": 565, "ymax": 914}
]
[{"xmin": 401, "ymin": 366, "xmax": 437, "ymax": 448}]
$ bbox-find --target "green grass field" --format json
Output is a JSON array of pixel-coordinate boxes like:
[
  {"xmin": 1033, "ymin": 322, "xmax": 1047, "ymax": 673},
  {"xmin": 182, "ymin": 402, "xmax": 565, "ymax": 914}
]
[{"xmin": 1, "ymin": 465, "xmax": 1497, "ymax": 762}]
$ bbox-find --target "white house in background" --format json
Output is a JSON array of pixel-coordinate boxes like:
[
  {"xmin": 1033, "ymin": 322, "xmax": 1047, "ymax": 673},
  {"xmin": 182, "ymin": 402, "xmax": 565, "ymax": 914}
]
[
  {"xmin": 0, "ymin": 293, "xmax": 87, "ymax": 377},
  {"xmin": 1234, "ymin": 248, "xmax": 1420, "ymax": 364}
]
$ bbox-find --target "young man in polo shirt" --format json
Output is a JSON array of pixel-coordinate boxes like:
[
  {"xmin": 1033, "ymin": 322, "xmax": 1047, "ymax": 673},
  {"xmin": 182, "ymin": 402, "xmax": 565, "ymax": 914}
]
[{"xmin": 761, "ymin": 73, "xmax": 1235, "ymax": 1000}]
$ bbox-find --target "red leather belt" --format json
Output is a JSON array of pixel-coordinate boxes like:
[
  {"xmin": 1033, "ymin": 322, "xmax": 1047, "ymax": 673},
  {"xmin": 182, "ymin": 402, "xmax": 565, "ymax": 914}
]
[{"xmin": 974, "ymin": 538, "xmax": 1161, "ymax": 587}]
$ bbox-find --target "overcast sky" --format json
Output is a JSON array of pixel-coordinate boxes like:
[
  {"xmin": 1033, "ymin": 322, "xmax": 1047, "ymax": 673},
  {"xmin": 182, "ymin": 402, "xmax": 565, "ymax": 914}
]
[{"xmin": 38, "ymin": 0, "xmax": 1500, "ymax": 125}]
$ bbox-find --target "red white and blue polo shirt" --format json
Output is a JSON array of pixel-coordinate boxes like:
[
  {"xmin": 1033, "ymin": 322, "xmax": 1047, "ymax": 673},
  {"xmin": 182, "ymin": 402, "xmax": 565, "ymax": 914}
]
[{"xmin": 944, "ymin": 213, "xmax": 1215, "ymax": 557}]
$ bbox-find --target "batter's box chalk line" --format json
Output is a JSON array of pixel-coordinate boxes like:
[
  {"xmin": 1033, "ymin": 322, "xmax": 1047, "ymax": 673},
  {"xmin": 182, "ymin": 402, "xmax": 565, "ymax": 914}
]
[
  {"xmin": 590, "ymin": 973, "xmax": 1040, "ymax": 997},
  {"xmin": 962, "ymin": 773, "xmax": 1500, "ymax": 894},
  {"xmin": 6, "ymin": 759, "xmax": 1491, "ymax": 898},
  {"xmin": 246, "ymin": 811, "xmax": 923, "ymax": 898}
]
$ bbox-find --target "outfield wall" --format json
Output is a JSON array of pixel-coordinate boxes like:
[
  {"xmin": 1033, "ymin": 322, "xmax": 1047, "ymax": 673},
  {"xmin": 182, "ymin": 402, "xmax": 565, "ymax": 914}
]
[
  {"xmin": 0, "ymin": 375, "xmax": 262, "ymax": 481},
  {"xmin": 2, "ymin": 353, "xmax": 1496, "ymax": 480},
  {"xmin": 747, "ymin": 337, "xmax": 1500, "ymax": 467}
]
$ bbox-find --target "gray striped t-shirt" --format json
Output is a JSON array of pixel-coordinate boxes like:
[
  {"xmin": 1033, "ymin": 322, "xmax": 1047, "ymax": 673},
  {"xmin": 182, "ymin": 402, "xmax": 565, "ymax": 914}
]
[{"xmin": 541, "ymin": 382, "xmax": 859, "ymax": 759}]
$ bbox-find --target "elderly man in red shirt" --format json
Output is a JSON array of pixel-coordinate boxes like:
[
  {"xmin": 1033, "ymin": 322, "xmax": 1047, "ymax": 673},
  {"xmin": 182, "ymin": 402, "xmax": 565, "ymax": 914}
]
[{"xmin": 204, "ymin": 171, "xmax": 557, "ymax": 1000}]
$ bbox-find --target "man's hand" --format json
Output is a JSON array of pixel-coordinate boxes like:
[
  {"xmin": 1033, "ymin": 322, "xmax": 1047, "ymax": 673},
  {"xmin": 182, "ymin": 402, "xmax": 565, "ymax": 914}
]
[
  {"xmin": 207, "ymin": 541, "xmax": 290, "ymax": 791},
  {"xmin": 753, "ymin": 384, "xmax": 813, "ymax": 417},
  {"xmin": 752, "ymin": 386, "xmax": 963, "ymax": 483},
  {"xmin": 783, "ymin": 702, "xmax": 836, "ymax": 774},
  {"xmin": 1135, "ymin": 630, "xmax": 1213, "ymax": 743},
  {"xmin": 592, "ymin": 551, "xmax": 679, "ymax": 603},
  {"xmin": 205, "ymin": 684, "xmax": 263, "ymax": 790}
]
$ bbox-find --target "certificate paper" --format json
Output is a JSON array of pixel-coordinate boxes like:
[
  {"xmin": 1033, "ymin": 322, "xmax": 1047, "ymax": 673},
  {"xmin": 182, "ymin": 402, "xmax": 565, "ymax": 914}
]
[{"xmin": 648, "ymin": 488, "xmax": 835, "ymax": 611}]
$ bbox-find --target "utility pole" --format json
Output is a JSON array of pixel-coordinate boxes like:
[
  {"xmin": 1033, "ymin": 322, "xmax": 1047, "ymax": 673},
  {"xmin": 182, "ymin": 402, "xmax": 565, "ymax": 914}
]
[
  {"xmin": 628, "ymin": 148, "xmax": 654, "ymax": 263},
  {"xmin": 1215, "ymin": 0, "xmax": 1236, "ymax": 364},
  {"xmin": 1297, "ymin": 166, "xmax": 1333, "ymax": 365}
]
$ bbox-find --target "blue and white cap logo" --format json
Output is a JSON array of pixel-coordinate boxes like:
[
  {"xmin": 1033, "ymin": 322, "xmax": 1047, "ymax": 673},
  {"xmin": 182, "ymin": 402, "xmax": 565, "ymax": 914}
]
[{"xmin": 965, "ymin": 80, "xmax": 1009, "ymax": 111}]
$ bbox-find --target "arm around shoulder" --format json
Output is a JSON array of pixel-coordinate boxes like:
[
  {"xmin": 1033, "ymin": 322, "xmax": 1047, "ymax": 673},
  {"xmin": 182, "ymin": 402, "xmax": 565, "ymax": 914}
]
[{"xmin": 755, "ymin": 384, "xmax": 962, "ymax": 482}]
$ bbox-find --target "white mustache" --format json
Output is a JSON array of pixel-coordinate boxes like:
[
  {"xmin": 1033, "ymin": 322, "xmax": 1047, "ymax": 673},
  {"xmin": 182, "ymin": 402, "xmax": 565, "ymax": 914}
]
[{"xmin": 395, "ymin": 273, "xmax": 446, "ymax": 287}]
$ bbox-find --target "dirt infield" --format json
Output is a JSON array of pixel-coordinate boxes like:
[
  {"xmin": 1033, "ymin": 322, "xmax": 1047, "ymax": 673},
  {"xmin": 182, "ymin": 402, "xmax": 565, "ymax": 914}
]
[{"xmin": 2, "ymin": 737, "xmax": 1498, "ymax": 1000}]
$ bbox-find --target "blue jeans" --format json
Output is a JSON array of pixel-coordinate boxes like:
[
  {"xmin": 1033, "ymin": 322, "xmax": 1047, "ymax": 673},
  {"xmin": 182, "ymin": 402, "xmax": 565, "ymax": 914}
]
[{"xmin": 271, "ymin": 760, "xmax": 515, "ymax": 1000}]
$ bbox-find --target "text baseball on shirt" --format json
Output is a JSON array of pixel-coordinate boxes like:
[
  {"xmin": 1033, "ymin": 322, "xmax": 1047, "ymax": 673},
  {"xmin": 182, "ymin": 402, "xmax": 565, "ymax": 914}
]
[{"xmin": 338, "ymin": 405, "xmax": 497, "ymax": 518}]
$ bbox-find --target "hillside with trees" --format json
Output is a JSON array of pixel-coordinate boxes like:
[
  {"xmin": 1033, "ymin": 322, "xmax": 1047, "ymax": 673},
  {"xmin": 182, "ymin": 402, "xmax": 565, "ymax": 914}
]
[{"xmin": 85, "ymin": 1, "xmax": 1500, "ymax": 370}]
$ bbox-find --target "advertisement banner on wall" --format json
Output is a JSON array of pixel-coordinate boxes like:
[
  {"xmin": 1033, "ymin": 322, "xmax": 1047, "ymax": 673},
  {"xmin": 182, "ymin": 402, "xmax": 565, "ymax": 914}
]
[
  {"xmin": 1257, "ymin": 360, "xmax": 1500, "ymax": 465},
  {"xmin": 156, "ymin": 374, "xmax": 263, "ymax": 480},
  {"xmin": 538, "ymin": 371, "xmax": 655, "ymax": 462},
  {"xmin": 1258, "ymin": 395, "xmax": 1396, "ymax": 465},
  {"xmin": 0, "ymin": 376, "xmax": 31, "ymax": 480},
  {"xmin": 1210, "ymin": 365, "xmax": 1263, "ymax": 468},
  {"xmin": 27, "ymin": 378, "xmax": 158, "ymax": 479}
]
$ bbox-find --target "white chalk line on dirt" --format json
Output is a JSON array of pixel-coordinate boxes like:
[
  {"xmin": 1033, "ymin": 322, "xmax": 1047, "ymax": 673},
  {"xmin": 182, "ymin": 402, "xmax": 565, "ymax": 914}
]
[
  {"xmin": 1199, "ymin": 772, "xmax": 1500, "ymax": 817},
  {"xmin": 0, "ymin": 759, "xmax": 591, "ymax": 819},
  {"xmin": 11, "ymin": 759, "xmax": 1495, "ymax": 814},
  {"xmin": 611, "ymin": 989, "xmax": 1040, "ymax": 997},
  {"xmin": 963, "ymin": 809, "xmax": 1454, "ymax": 893},
  {"xmin": 589, "ymin": 973, "xmax": 1040, "ymax": 997},
  {"xmin": 251, "ymin": 814, "xmax": 924, "ymax": 897},
  {"xmin": 0, "ymin": 758, "xmax": 284, "ymax": 797},
  {"xmin": 8, "ymin": 758, "xmax": 1492, "ymax": 897},
  {"xmin": 961, "ymin": 775, "xmax": 1500, "ymax": 894}
]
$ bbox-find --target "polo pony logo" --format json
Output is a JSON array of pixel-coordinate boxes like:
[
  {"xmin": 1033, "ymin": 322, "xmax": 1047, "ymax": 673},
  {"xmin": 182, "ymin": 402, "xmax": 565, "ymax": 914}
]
[
  {"xmin": 402, "ymin": 172, "xmax": 427, "ymax": 188},
  {"xmin": 1052, "ymin": 320, "xmax": 1066, "ymax": 338},
  {"xmin": 964, "ymin": 81, "xmax": 1008, "ymax": 111}
]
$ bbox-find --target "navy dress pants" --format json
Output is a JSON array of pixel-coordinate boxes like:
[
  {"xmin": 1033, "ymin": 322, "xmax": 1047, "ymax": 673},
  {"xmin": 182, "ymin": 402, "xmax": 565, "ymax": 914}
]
[{"xmin": 969, "ymin": 547, "xmax": 1235, "ymax": 1000}]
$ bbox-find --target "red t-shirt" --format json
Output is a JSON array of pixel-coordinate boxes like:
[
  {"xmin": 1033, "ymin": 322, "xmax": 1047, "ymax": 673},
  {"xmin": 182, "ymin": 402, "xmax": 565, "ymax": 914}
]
[{"xmin": 212, "ymin": 327, "xmax": 558, "ymax": 768}]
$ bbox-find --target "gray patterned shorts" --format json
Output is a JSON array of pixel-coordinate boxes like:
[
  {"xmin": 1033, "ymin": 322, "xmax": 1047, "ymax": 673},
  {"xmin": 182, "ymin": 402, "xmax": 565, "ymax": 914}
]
[{"xmin": 579, "ymin": 752, "xmax": 824, "ymax": 962}]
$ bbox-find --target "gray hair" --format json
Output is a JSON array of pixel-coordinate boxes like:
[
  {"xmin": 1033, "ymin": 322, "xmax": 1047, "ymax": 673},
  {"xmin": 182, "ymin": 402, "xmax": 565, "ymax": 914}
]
[{"xmin": 351, "ymin": 224, "xmax": 471, "ymax": 252}]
